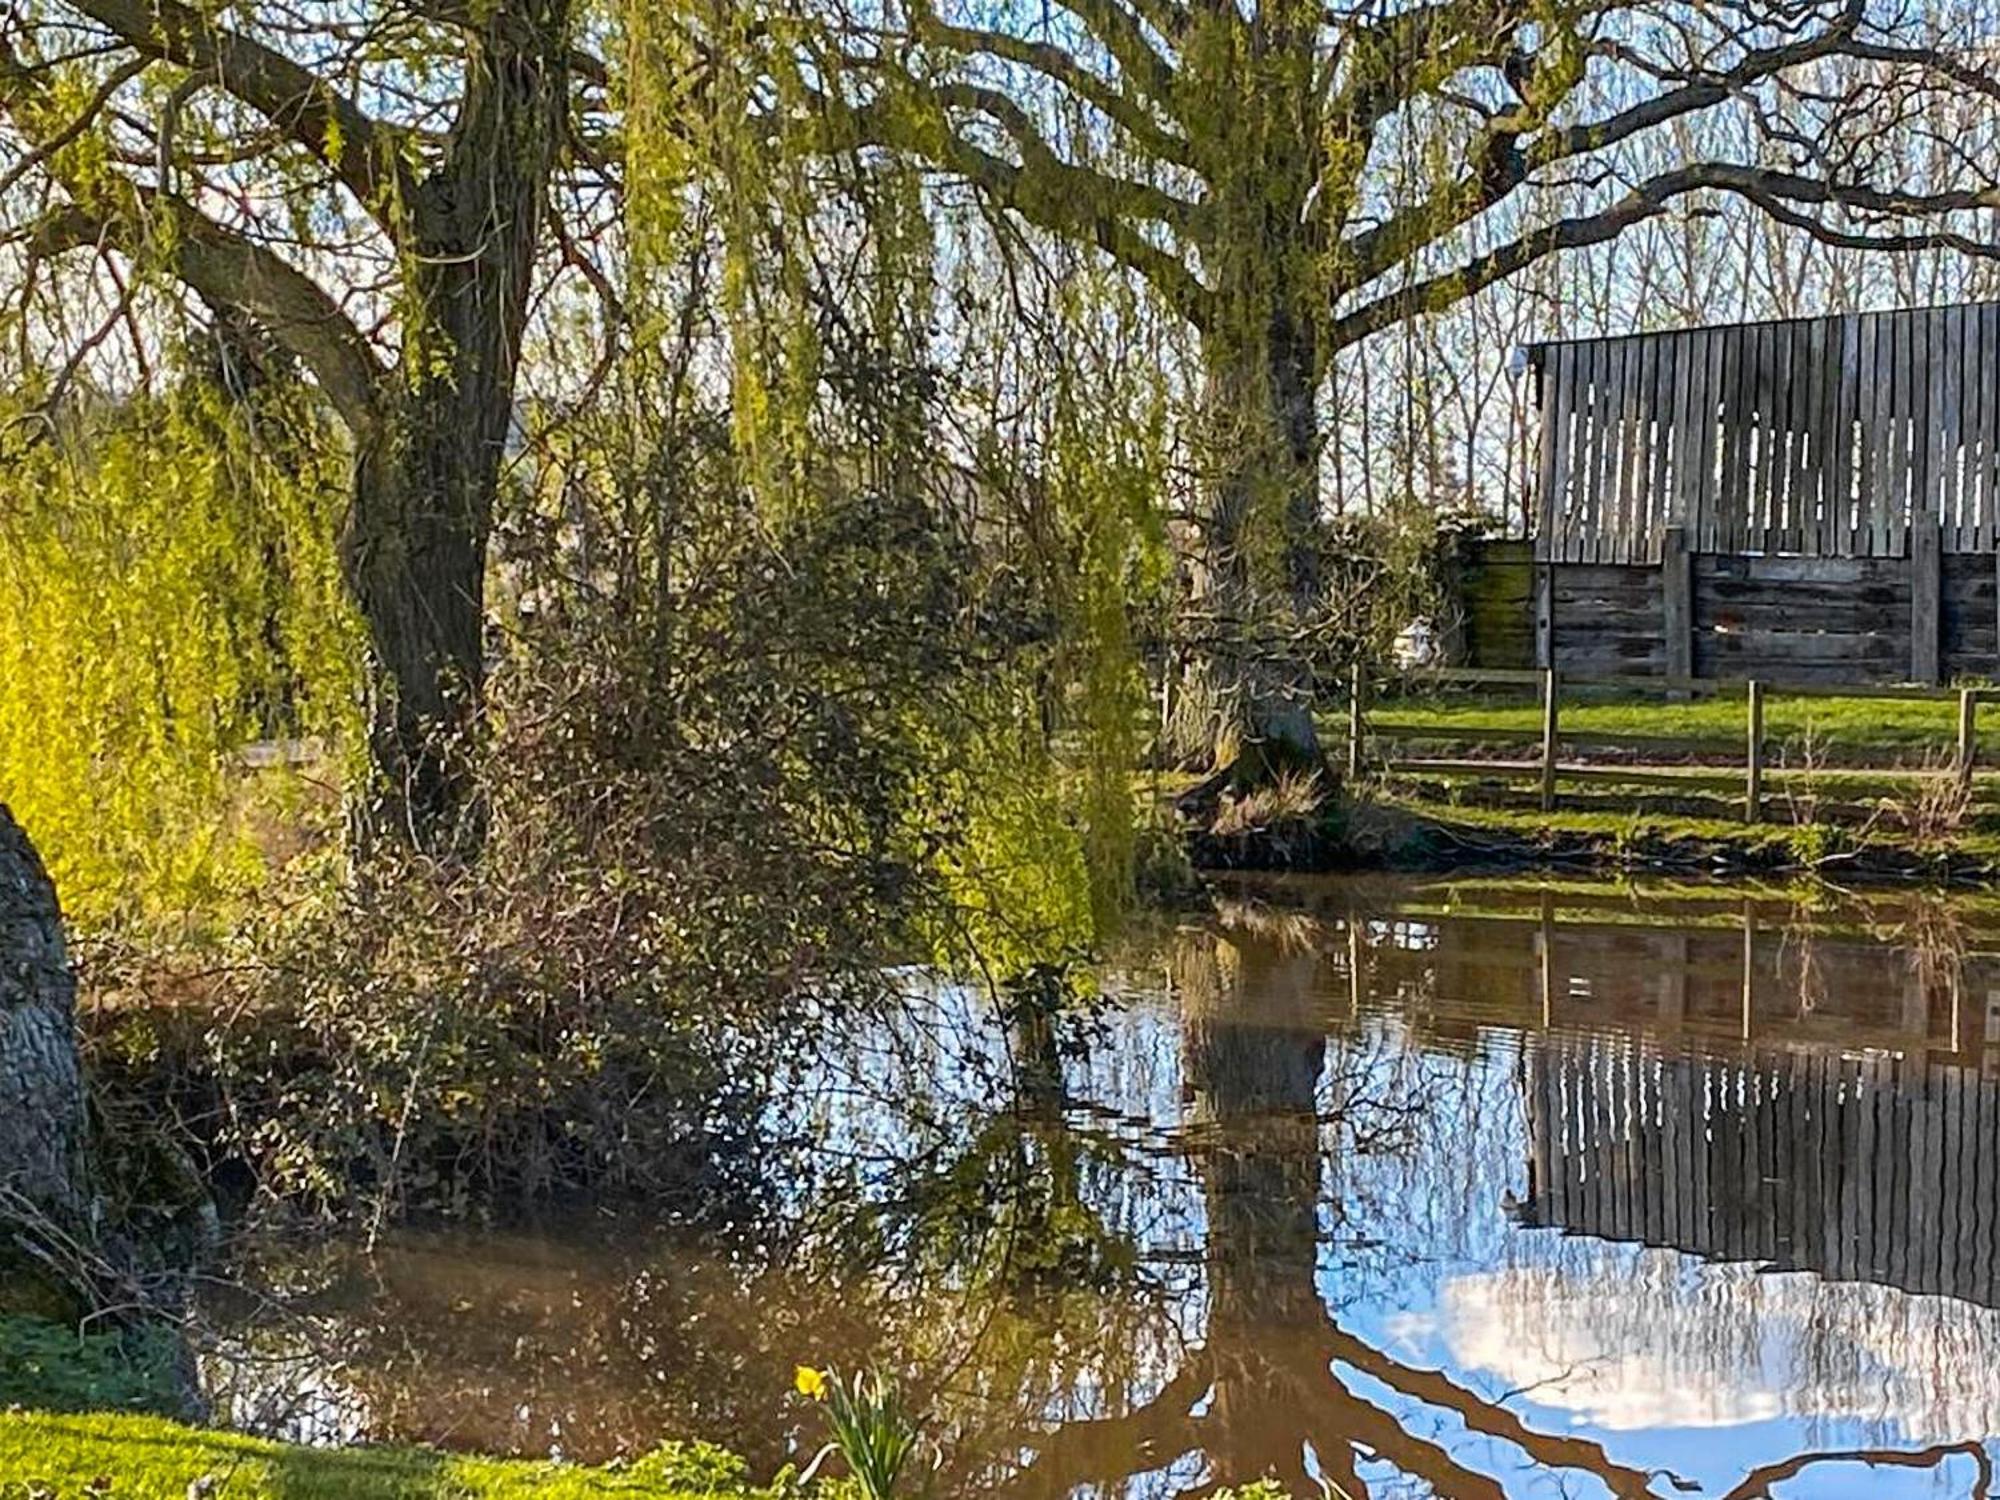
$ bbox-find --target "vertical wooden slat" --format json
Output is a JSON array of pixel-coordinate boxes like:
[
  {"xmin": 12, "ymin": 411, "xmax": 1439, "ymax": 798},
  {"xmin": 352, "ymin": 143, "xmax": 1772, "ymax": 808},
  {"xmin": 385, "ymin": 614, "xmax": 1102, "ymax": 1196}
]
[
  {"xmin": 1854, "ymin": 1056, "xmax": 1878, "ymax": 1278},
  {"xmin": 1811, "ymin": 317, "xmax": 1834, "ymax": 554},
  {"xmin": 1941, "ymin": 306, "xmax": 1966, "ymax": 550},
  {"xmin": 1572, "ymin": 340, "xmax": 1596, "ymax": 563},
  {"xmin": 1759, "ymin": 1067, "xmax": 1780, "ymax": 1259},
  {"xmin": 1890, "ymin": 1050, "xmax": 1912, "ymax": 1291},
  {"xmin": 1695, "ymin": 1056, "xmax": 1714, "ymax": 1254},
  {"xmin": 1673, "ymin": 329, "xmax": 1702, "ymax": 547},
  {"xmin": 1787, "ymin": 1057, "xmax": 1809, "ymax": 1270},
  {"xmin": 1661, "ymin": 1048, "xmax": 1683, "ymax": 1249},
  {"xmin": 1723, "ymin": 325, "xmax": 1753, "ymax": 554},
  {"xmin": 1914, "ymin": 309, "xmax": 1934, "ymax": 548},
  {"xmin": 1983, "ymin": 304, "xmax": 2000, "ymax": 553},
  {"xmin": 1833, "ymin": 314, "xmax": 1860, "ymax": 555},
  {"xmin": 1976, "ymin": 1068, "xmax": 1996, "ymax": 1305},
  {"xmin": 1595, "ymin": 338, "xmax": 1616, "ymax": 564},
  {"xmin": 1792, "ymin": 318, "xmax": 1814, "ymax": 552},
  {"xmin": 1871, "ymin": 313, "xmax": 1897, "ymax": 557},
  {"xmin": 1599, "ymin": 338, "xmax": 1623, "ymax": 563},
  {"xmin": 1892, "ymin": 309, "xmax": 1915, "ymax": 558},
  {"xmin": 1619, "ymin": 335, "xmax": 1645, "ymax": 562},
  {"xmin": 1566, "ymin": 341, "xmax": 1587, "ymax": 564},
  {"xmin": 1827, "ymin": 1058, "xmax": 1850, "ymax": 1277},
  {"xmin": 1751, "ymin": 322, "xmax": 1774, "ymax": 551},
  {"xmin": 1534, "ymin": 349, "xmax": 1559, "ymax": 559},
  {"xmin": 1974, "ymin": 305, "xmax": 1994, "ymax": 552},
  {"xmin": 1650, "ymin": 333, "xmax": 1677, "ymax": 538},
  {"xmin": 1632, "ymin": 334, "xmax": 1664, "ymax": 560},
  {"xmin": 1712, "ymin": 328, "xmax": 1728, "ymax": 560}
]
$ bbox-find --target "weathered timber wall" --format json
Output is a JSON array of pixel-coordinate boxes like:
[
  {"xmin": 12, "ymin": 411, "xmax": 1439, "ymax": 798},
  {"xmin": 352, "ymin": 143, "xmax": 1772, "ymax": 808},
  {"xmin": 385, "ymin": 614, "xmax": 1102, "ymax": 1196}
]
[
  {"xmin": 1454, "ymin": 538, "xmax": 2000, "ymax": 682},
  {"xmin": 1553, "ymin": 563, "xmax": 1665, "ymax": 676},
  {"xmin": 1694, "ymin": 554, "xmax": 1910, "ymax": 683},
  {"xmin": 1455, "ymin": 538, "xmax": 1534, "ymax": 670}
]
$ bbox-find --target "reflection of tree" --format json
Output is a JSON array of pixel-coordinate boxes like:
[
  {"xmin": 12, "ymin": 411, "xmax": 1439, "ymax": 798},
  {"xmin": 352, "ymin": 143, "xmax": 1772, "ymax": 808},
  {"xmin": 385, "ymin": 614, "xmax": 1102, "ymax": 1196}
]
[{"xmin": 989, "ymin": 915, "xmax": 1664, "ymax": 1500}]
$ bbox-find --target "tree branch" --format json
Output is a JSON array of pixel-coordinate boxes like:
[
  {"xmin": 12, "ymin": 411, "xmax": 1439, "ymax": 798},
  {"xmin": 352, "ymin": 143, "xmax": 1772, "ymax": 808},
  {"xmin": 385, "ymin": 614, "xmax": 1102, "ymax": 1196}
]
[
  {"xmin": 61, "ymin": 0, "xmax": 415, "ymax": 224},
  {"xmin": 906, "ymin": 5, "xmax": 1194, "ymax": 168},
  {"xmin": 24, "ymin": 201, "xmax": 386, "ymax": 435},
  {"xmin": 798, "ymin": 83, "xmax": 1212, "ymax": 325},
  {"xmin": 1330, "ymin": 159, "xmax": 2000, "ymax": 350},
  {"xmin": 1339, "ymin": 17, "xmax": 1869, "ymax": 290}
]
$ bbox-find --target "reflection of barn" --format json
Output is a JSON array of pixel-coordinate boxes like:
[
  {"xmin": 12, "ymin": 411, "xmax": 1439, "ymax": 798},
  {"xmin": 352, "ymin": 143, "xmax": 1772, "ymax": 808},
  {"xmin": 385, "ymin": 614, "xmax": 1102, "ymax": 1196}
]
[
  {"xmin": 1522, "ymin": 1039, "xmax": 2000, "ymax": 1307},
  {"xmin": 1459, "ymin": 302, "xmax": 2000, "ymax": 682},
  {"xmin": 1261, "ymin": 880, "xmax": 2000, "ymax": 1303}
]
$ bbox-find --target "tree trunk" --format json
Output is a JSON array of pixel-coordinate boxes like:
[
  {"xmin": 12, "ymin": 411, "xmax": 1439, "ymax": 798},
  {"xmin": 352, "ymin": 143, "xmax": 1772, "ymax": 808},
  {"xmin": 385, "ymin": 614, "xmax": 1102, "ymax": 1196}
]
[
  {"xmin": 0, "ymin": 804, "xmax": 88, "ymax": 1233},
  {"xmin": 1176, "ymin": 295, "xmax": 1326, "ymax": 786},
  {"xmin": 341, "ymin": 0, "xmax": 570, "ymax": 855}
]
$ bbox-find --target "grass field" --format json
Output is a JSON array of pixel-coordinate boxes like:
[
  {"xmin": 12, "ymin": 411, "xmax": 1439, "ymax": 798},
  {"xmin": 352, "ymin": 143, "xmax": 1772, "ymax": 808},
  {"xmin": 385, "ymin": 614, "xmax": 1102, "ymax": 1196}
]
[
  {"xmin": 1357, "ymin": 686, "xmax": 1995, "ymax": 761},
  {"xmin": 0, "ymin": 1411, "xmax": 772, "ymax": 1499}
]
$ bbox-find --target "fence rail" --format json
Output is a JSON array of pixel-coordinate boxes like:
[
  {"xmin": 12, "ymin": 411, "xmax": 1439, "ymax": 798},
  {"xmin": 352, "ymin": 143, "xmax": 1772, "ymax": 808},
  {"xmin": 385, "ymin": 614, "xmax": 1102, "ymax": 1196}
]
[{"xmin": 1351, "ymin": 666, "xmax": 1990, "ymax": 821}]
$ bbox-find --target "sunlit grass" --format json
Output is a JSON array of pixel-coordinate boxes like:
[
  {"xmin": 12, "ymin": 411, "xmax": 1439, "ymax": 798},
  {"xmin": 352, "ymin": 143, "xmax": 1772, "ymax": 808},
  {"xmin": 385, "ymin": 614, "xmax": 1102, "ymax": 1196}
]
[
  {"xmin": 1353, "ymin": 687, "xmax": 1994, "ymax": 759},
  {"xmin": 0, "ymin": 1411, "xmax": 769, "ymax": 1499}
]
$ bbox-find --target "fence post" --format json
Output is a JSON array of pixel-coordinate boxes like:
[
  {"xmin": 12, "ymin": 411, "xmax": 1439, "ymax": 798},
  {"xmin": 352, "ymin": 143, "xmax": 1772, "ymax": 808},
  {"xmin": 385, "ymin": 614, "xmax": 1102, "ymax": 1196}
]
[
  {"xmin": 1913, "ymin": 520, "xmax": 1942, "ymax": 684},
  {"xmin": 1661, "ymin": 524, "xmax": 1692, "ymax": 690},
  {"xmin": 1539, "ymin": 668, "xmax": 1559, "ymax": 813},
  {"xmin": 1347, "ymin": 662, "xmax": 1366, "ymax": 784},
  {"xmin": 1959, "ymin": 687, "xmax": 1978, "ymax": 789},
  {"xmin": 1745, "ymin": 679, "xmax": 1765, "ymax": 825}
]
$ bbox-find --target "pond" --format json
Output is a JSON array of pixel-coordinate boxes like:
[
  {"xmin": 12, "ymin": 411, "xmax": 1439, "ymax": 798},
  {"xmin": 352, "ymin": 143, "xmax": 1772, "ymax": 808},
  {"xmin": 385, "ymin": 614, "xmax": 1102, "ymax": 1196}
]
[{"xmin": 198, "ymin": 875, "xmax": 2000, "ymax": 1498}]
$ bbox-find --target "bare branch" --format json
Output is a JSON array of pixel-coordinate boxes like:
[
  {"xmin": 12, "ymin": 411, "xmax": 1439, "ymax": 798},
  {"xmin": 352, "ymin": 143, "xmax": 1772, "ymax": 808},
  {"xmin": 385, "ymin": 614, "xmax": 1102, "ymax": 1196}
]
[
  {"xmin": 62, "ymin": 0, "xmax": 416, "ymax": 223},
  {"xmin": 1330, "ymin": 159, "xmax": 2000, "ymax": 349}
]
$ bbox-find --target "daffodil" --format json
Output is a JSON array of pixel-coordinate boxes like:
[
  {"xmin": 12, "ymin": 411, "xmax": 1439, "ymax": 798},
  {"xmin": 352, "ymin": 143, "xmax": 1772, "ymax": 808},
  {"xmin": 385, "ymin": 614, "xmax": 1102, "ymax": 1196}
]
[{"xmin": 794, "ymin": 1364, "xmax": 828, "ymax": 1400}]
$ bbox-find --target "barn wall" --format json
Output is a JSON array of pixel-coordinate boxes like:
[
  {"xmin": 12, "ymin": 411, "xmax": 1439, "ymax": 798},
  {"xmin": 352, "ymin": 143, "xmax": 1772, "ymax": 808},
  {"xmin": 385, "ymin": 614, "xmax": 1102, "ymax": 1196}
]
[
  {"xmin": 1693, "ymin": 555, "xmax": 1908, "ymax": 683},
  {"xmin": 1456, "ymin": 537, "xmax": 2000, "ymax": 682},
  {"xmin": 1455, "ymin": 538, "xmax": 1534, "ymax": 670}
]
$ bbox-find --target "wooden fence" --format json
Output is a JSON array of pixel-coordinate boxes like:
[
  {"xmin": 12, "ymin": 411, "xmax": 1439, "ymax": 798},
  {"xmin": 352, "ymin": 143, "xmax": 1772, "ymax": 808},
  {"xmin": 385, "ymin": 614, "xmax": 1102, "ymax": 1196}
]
[
  {"xmin": 1535, "ymin": 302, "xmax": 2000, "ymax": 566},
  {"xmin": 1350, "ymin": 666, "xmax": 1988, "ymax": 821}
]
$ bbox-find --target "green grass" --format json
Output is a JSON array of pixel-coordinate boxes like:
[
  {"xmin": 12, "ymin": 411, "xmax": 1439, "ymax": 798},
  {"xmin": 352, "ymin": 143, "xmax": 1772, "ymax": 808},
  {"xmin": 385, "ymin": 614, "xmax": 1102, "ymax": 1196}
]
[
  {"xmin": 0, "ymin": 1411, "xmax": 771, "ymax": 1499},
  {"xmin": 0, "ymin": 1316, "xmax": 187, "ymax": 1418},
  {"xmin": 1357, "ymin": 687, "xmax": 1991, "ymax": 758}
]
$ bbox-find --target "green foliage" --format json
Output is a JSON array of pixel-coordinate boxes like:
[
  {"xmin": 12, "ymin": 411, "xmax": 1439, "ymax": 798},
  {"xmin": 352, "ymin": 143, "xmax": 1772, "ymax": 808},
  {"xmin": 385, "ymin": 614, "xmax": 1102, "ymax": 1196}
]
[
  {"xmin": 795, "ymin": 1367, "xmax": 926, "ymax": 1500},
  {"xmin": 0, "ymin": 1317, "xmax": 184, "ymax": 1418},
  {"xmin": 1044, "ymin": 311, "xmax": 1171, "ymax": 933},
  {"xmin": 0, "ymin": 378, "xmax": 359, "ymax": 928}
]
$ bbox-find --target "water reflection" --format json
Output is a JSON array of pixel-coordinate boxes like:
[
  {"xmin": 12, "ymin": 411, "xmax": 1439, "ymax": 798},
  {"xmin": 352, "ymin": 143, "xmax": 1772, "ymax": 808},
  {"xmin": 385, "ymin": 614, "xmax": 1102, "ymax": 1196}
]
[{"xmin": 203, "ymin": 878, "xmax": 2000, "ymax": 1496}]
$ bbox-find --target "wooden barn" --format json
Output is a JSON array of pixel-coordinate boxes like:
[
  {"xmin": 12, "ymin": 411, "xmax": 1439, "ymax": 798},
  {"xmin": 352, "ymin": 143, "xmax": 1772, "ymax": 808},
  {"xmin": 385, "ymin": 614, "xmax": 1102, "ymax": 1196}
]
[{"xmin": 1459, "ymin": 300, "xmax": 2000, "ymax": 683}]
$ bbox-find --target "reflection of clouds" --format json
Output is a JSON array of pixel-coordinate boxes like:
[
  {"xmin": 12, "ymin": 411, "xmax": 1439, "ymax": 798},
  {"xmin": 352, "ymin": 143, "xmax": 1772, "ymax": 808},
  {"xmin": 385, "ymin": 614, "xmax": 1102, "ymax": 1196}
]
[{"xmin": 1436, "ymin": 1251, "xmax": 2000, "ymax": 1443}]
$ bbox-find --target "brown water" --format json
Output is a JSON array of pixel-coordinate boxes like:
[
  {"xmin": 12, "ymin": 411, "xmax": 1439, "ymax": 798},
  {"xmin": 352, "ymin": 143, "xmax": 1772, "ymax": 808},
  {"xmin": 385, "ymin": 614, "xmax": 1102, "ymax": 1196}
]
[{"xmin": 202, "ymin": 875, "xmax": 2000, "ymax": 1497}]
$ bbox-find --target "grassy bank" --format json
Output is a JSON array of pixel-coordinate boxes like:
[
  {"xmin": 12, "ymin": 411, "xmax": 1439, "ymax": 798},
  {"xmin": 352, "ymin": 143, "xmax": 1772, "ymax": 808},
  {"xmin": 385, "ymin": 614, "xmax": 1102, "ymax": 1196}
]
[
  {"xmin": 1345, "ymin": 791, "xmax": 2000, "ymax": 881},
  {"xmin": 0, "ymin": 1411, "xmax": 771, "ymax": 1499},
  {"xmin": 0, "ymin": 1410, "xmax": 1296, "ymax": 1500},
  {"xmin": 1360, "ymin": 685, "xmax": 1995, "ymax": 761}
]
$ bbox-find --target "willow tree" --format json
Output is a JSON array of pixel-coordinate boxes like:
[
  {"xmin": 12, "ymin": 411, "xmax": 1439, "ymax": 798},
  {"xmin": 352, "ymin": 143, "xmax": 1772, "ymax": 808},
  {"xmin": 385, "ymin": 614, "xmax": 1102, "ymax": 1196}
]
[
  {"xmin": 0, "ymin": 0, "xmax": 588, "ymax": 849},
  {"xmin": 773, "ymin": 0, "xmax": 2000, "ymax": 782}
]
